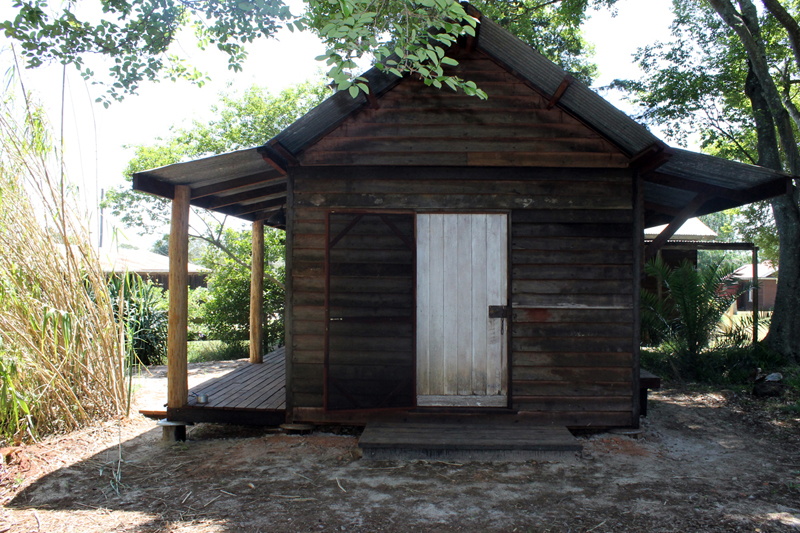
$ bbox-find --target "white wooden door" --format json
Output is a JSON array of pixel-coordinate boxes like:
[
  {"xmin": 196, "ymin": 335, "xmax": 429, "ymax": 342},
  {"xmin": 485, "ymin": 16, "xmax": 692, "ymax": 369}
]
[{"xmin": 416, "ymin": 214, "xmax": 508, "ymax": 407}]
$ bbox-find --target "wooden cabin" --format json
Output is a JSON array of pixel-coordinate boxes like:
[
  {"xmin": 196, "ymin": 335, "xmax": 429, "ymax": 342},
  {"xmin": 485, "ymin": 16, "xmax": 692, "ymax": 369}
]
[{"xmin": 133, "ymin": 6, "xmax": 792, "ymax": 436}]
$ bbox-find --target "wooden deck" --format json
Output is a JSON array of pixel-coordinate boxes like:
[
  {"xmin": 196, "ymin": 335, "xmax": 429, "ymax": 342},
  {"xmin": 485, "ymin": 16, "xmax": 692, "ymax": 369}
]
[
  {"xmin": 167, "ymin": 347, "xmax": 286, "ymax": 426},
  {"xmin": 359, "ymin": 416, "xmax": 582, "ymax": 461}
]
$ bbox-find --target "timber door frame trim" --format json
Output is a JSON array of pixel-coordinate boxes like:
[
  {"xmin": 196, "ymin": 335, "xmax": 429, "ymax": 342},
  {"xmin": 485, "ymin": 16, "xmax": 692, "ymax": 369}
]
[
  {"xmin": 414, "ymin": 210, "xmax": 512, "ymax": 408},
  {"xmin": 323, "ymin": 209, "xmax": 417, "ymax": 414}
]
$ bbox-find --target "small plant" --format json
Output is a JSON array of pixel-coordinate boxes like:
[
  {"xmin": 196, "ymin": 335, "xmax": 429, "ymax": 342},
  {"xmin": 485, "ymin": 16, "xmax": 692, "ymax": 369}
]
[{"xmin": 641, "ymin": 256, "xmax": 753, "ymax": 381}]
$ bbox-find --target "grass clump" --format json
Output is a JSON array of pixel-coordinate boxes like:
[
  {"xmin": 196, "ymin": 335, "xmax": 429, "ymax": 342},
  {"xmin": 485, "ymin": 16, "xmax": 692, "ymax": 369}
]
[
  {"xmin": 188, "ymin": 340, "xmax": 249, "ymax": 363},
  {"xmin": 0, "ymin": 100, "xmax": 127, "ymax": 444}
]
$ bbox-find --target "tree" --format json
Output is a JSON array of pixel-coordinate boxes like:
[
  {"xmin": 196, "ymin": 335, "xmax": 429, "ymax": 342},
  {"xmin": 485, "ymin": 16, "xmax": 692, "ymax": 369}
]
[
  {"xmin": 105, "ymin": 79, "xmax": 331, "ymax": 289},
  {"xmin": 200, "ymin": 226, "xmax": 285, "ymax": 350},
  {"xmin": 2, "ymin": 0, "xmax": 481, "ymax": 103},
  {"xmin": 616, "ymin": 0, "xmax": 800, "ymax": 361},
  {"xmin": 3, "ymin": 0, "xmax": 620, "ymax": 105}
]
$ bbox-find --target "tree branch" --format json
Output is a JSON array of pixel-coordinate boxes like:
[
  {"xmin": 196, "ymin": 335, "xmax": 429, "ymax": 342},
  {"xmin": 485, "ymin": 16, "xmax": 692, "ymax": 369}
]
[
  {"xmin": 189, "ymin": 232, "xmax": 285, "ymax": 290},
  {"xmin": 761, "ymin": 0, "xmax": 800, "ymax": 76}
]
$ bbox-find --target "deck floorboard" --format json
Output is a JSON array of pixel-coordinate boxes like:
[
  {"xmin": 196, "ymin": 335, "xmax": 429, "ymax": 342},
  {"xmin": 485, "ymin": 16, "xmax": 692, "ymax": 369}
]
[{"xmin": 172, "ymin": 347, "xmax": 286, "ymax": 425}]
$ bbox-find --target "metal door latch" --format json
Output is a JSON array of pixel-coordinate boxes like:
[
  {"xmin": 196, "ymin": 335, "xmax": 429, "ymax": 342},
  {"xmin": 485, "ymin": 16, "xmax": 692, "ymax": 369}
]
[{"xmin": 488, "ymin": 305, "xmax": 509, "ymax": 318}]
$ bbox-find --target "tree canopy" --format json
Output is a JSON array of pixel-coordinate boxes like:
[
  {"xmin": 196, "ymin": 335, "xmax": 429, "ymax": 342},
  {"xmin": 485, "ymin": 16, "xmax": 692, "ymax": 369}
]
[
  {"xmin": 617, "ymin": 0, "xmax": 800, "ymax": 360},
  {"xmin": 3, "ymin": 0, "xmax": 616, "ymax": 106}
]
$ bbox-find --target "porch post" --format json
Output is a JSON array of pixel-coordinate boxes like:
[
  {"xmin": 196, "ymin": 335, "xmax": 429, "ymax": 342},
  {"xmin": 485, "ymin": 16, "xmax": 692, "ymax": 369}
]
[
  {"xmin": 752, "ymin": 246, "xmax": 759, "ymax": 345},
  {"xmin": 168, "ymin": 185, "xmax": 191, "ymax": 412},
  {"xmin": 250, "ymin": 220, "xmax": 265, "ymax": 363}
]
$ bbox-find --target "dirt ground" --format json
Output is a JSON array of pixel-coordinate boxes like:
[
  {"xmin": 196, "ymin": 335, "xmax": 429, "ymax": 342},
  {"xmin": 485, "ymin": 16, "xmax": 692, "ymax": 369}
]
[{"xmin": 1, "ymin": 367, "xmax": 799, "ymax": 532}]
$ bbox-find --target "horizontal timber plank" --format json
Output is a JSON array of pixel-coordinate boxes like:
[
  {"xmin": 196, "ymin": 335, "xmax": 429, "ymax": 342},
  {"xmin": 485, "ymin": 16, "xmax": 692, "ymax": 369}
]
[
  {"xmin": 375, "ymin": 94, "xmax": 552, "ymax": 110},
  {"xmin": 309, "ymin": 137, "xmax": 618, "ymax": 154},
  {"xmin": 332, "ymin": 122, "xmax": 601, "ymax": 139},
  {"xmin": 513, "ymin": 411, "xmax": 633, "ymax": 427},
  {"xmin": 293, "ymin": 334, "xmax": 325, "ymax": 351},
  {"xmin": 292, "ymin": 393, "xmax": 324, "ymax": 408},
  {"xmin": 293, "ymin": 209, "xmax": 326, "ymax": 221},
  {"xmin": 329, "ymin": 263, "xmax": 413, "ymax": 278},
  {"xmin": 329, "ymin": 307, "xmax": 413, "ymax": 318},
  {"xmin": 292, "ymin": 305, "xmax": 325, "ymax": 321},
  {"xmin": 511, "ymin": 237, "xmax": 633, "ymax": 252},
  {"xmin": 328, "ymin": 292, "xmax": 413, "ymax": 307},
  {"xmin": 293, "ymin": 221, "xmax": 325, "ymax": 234},
  {"xmin": 295, "ymin": 178, "xmax": 630, "ymax": 197},
  {"xmin": 512, "ymin": 280, "xmax": 633, "ymax": 295},
  {"xmin": 506, "ymin": 396, "xmax": 632, "ymax": 412},
  {"xmin": 293, "ymin": 349, "xmax": 325, "ymax": 365},
  {"xmin": 294, "ymin": 234, "xmax": 326, "ymax": 249},
  {"xmin": 512, "ymin": 209, "xmax": 633, "ymax": 224},
  {"xmin": 350, "ymin": 108, "xmax": 582, "ymax": 125},
  {"xmin": 292, "ymin": 320, "xmax": 326, "ymax": 335},
  {"xmin": 512, "ymin": 366, "xmax": 632, "ymax": 382},
  {"xmin": 293, "ymin": 261, "xmax": 324, "ymax": 277},
  {"xmin": 329, "ymin": 336, "xmax": 413, "ymax": 351},
  {"xmin": 301, "ymin": 151, "xmax": 630, "ymax": 168},
  {"xmin": 511, "ymin": 381, "xmax": 633, "ymax": 396},
  {"xmin": 512, "ymin": 223, "xmax": 632, "ymax": 238},
  {"xmin": 295, "ymin": 192, "xmax": 630, "ymax": 210},
  {"xmin": 512, "ymin": 308, "xmax": 633, "ymax": 323},
  {"xmin": 327, "ymin": 350, "xmax": 414, "ymax": 366},
  {"xmin": 512, "ymin": 293, "xmax": 633, "ymax": 308},
  {"xmin": 293, "ymin": 249, "xmax": 325, "ymax": 262},
  {"xmin": 294, "ymin": 291, "xmax": 324, "ymax": 306},
  {"xmin": 512, "ymin": 250, "xmax": 633, "ymax": 265},
  {"xmin": 511, "ymin": 322, "xmax": 633, "ymax": 338},
  {"xmin": 329, "ymin": 321, "xmax": 413, "ymax": 336},
  {"xmin": 293, "ymin": 166, "xmax": 631, "ymax": 182},
  {"xmin": 329, "ymin": 364, "xmax": 414, "ymax": 381},
  {"xmin": 512, "ymin": 265, "xmax": 633, "ymax": 281},
  {"xmin": 513, "ymin": 352, "xmax": 633, "ymax": 368},
  {"xmin": 513, "ymin": 337, "xmax": 634, "ymax": 353}
]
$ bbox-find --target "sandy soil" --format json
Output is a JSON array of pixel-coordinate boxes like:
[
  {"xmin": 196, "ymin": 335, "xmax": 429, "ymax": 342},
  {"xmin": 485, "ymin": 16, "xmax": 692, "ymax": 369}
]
[{"xmin": 1, "ymin": 376, "xmax": 799, "ymax": 532}]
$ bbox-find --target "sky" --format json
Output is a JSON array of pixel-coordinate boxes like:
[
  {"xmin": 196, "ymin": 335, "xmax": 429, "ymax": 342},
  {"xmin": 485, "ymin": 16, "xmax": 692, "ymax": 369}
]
[{"xmin": 0, "ymin": 0, "xmax": 678, "ymax": 250}]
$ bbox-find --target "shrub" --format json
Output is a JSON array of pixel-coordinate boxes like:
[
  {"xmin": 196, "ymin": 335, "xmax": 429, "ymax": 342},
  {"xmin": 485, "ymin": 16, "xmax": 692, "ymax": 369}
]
[
  {"xmin": 641, "ymin": 256, "xmax": 753, "ymax": 382},
  {"xmin": 108, "ymin": 274, "xmax": 168, "ymax": 366}
]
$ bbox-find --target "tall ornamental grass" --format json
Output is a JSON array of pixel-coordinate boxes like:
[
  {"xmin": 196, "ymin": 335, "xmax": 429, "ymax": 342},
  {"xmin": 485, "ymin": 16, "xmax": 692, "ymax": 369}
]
[{"xmin": 0, "ymin": 105, "xmax": 128, "ymax": 444}]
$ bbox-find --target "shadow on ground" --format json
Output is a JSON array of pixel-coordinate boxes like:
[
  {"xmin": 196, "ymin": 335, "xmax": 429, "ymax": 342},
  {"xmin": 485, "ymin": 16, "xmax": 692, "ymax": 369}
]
[{"xmin": 5, "ymin": 391, "xmax": 800, "ymax": 532}]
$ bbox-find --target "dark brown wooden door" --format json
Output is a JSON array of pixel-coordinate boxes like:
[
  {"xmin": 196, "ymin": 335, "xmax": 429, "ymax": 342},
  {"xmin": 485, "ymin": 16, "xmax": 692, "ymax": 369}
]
[{"xmin": 325, "ymin": 212, "xmax": 415, "ymax": 411}]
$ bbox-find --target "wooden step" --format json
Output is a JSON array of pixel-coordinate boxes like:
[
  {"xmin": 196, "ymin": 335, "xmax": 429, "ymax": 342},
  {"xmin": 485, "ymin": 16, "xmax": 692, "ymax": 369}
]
[{"xmin": 358, "ymin": 417, "xmax": 582, "ymax": 461}]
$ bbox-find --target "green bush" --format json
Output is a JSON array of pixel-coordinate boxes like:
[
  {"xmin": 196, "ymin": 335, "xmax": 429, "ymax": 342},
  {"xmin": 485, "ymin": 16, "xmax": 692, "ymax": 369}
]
[
  {"xmin": 108, "ymin": 273, "xmax": 168, "ymax": 366},
  {"xmin": 200, "ymin": 227, "xmax": 285, "ymax": 352},
  {"xmin": 640, "ymin": 256, "xmax": 763, "ymax": 383}
]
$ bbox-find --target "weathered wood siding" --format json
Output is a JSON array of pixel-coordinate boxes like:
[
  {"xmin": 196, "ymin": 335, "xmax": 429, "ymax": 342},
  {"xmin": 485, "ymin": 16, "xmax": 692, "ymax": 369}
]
[
  {"xmin": 299, "ymin": 50, "xmax": 626, "ymax": 168},
  {"xmin": 289, "ymin": 167, "xmax": 635, "ymax": 426},
  {"xmin": 287, "ymin": 49, "xmax": 636, "ymax": 425},
  {"xmin": 511, "ymin": 208, "xmax": 635, "ymax": 427}
]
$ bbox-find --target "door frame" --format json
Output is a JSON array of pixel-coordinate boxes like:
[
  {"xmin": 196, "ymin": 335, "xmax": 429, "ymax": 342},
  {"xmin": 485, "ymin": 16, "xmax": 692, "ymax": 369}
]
[{"xmin": 413, "ymin": 210, "xmax": 513, "ymax": 410}]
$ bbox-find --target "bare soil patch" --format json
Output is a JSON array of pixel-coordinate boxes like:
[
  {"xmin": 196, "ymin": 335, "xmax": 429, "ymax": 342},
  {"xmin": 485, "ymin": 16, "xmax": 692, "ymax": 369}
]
[{"xmin": 1, "ymin": 379, "xmax": 799, "ymax": 532}]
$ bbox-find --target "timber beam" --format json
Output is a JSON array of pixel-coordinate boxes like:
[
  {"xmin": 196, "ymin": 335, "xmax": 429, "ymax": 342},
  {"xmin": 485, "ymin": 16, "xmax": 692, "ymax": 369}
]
[
  {"xmin": 644, "ymin": 193, "xmax": 709, "ymax": 261},
  {"xmin": 225, "ymin": 197, "xmax": 287, "ymax": 217},
  {"xmin": 191, "ymin": 173, "xmax": 284, "ymax": 199},
  {"xmin": 258, "ymin": 144, "xmax": 289, "ymax": 175},
  {"xmin": 133, "ymin": 173, "xmax": 176, "ymax": 199},
  {"xmin": 193, "ymin": 183, "xmax": 287, "ymax": 210},
  {"xmin": 546, "ymin": 74, "xmax": 574, "ymax": 110}
]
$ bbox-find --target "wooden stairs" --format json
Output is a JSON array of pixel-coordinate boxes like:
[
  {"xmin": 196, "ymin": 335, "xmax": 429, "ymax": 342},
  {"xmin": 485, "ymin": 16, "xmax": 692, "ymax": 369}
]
[{"xmin": 358, "ymin": 415, "xmax": 582, "ymax": 461}]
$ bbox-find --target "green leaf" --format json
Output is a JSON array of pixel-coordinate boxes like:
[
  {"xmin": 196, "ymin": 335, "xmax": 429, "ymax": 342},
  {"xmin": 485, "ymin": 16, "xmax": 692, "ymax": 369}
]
[{"xmin": 348, "ymin": 85, "xmax": 359, "ymax": 98}]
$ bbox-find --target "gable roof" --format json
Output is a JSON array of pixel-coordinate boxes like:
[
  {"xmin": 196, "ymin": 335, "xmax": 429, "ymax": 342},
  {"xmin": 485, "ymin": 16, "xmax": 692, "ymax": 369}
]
[{"xmin": 133, "ymin": 5, "xmax": 793, "ymax": 228}]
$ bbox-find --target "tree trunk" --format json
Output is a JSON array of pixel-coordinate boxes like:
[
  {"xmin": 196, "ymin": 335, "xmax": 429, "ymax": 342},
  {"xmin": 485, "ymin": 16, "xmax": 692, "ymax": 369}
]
[
  {"xmin": 769, "ymin": 194, "xmax": 800, "ymax": 361},
  {"xmin": 709, "ymin": 0, "xmax": 800, "ymax": 361}
]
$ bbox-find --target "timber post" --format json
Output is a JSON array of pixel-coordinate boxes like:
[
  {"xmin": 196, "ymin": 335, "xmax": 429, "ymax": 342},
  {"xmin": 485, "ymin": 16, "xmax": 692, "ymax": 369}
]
[
  {"xmin": 752, "ymin": 246, "xmax": 759, "ymax": 344},
  {"xmin": 250, "ymin": 220, "xmax": 265, "ymax": 363},
  {"xmin": 167, "ymin": 185, "xmax": 191, "ymax": 438}
]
